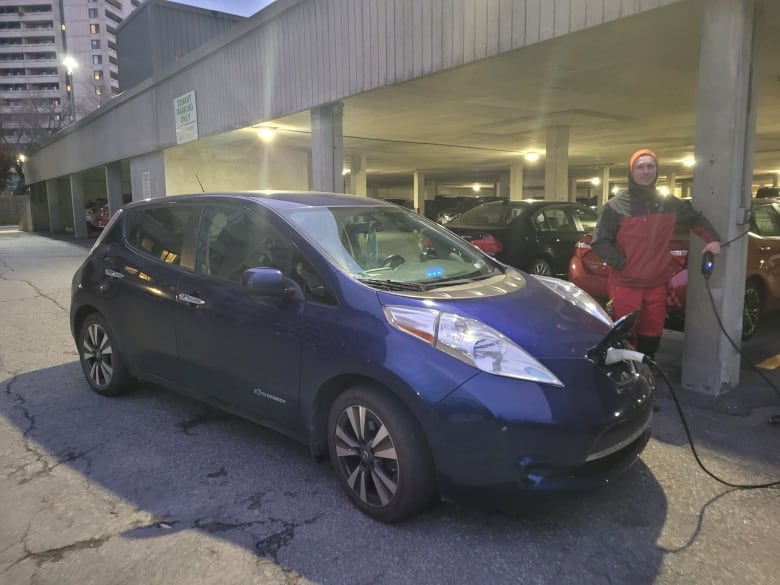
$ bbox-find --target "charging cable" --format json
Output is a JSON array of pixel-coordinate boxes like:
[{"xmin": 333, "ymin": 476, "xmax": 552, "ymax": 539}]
[{"xmin": 608, "ymin": 350, "xmax": 779, "ymax": 489}]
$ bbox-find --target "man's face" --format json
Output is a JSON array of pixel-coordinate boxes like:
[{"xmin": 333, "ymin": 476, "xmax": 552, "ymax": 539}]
[{"xmin": 631, "ymin": 155, "xmax": 657, "ymax": 188}]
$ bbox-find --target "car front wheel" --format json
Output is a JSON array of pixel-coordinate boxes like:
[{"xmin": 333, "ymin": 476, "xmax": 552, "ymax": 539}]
[
  {"xmin": 741, "ymin": 281, "xmax": 762, "ymax": 339},
  {"xmin": 78, "ymin": 313, "xmax": 132, "ymax": 396},
  {"xmin": 327, "ymin": 386, "xmax": 436, "ymax": 523}
]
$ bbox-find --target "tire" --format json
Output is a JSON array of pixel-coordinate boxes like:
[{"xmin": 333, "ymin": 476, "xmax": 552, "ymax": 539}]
[
  {"xmin": 327, "ymin": 386, "xmax": 436, "ymax": 523},
  {"xmin": 530, "ymin": 258, "xmax": 553, "ymax": 276},
  {"xmin": 78, "ymin": 313, "xmax": 133, "ymax": 396},
  {"xmin": 741, "ymin": 281, "xmax": 762, "ymax": 340}
]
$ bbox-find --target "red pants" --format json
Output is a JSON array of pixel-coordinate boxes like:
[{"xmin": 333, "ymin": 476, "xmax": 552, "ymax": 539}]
[{"xmin": 608, "ymin": 282, "xmax": 668, "ymax": 341}]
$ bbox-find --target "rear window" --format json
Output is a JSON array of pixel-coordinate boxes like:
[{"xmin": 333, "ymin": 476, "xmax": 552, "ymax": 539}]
[{"xmin": 453, "ymin": 201, "xmax": 525, "ymax": 225}]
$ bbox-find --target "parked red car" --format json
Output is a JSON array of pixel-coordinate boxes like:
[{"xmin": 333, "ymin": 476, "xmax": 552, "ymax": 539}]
[{"xmin": 569, "ymin": 199, "xmax": 780, "ymax": 338}]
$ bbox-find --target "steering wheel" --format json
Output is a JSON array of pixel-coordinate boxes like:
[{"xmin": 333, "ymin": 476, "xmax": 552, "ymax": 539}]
[{"xmin": 380, "ymin": 254, "xmax": 406, "ymax": 269}]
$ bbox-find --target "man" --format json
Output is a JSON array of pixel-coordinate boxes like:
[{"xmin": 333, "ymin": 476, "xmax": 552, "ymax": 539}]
[{"xmin": 591, "ymin": 148, "xmax": 721, "ymax": 360}]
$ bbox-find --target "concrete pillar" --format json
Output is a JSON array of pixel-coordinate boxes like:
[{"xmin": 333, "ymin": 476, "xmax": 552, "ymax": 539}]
[
  {"xmin": 682, "ymin": 0, "xmax": 759, "ymax": 395},
  {"xmin": 311, "ymin": 102, "xmax": 344, "ymax": 193},
  {"xmin": 509, "ymin": 161, "xmax": 524, "ymax": 201},
  {"xmin": 570, "ymin": 177, "xmax": 578, "ymax": 202},
  {"xmin": 773, "ymin": 173, "xmax": 779, "ymax": 188},
  {"xmin": 413, "ymin": 171, "xmax": 425, "ymax": 216},
  {"xmin": 350, "ymin": 154, "xmax": 367, "ymax": 196},
  {"xmin": 70, "ymin": 174, "xmax": 88, "ymax": 239},
  {"xmin": 105, "ymin": 161, "xmax": 123, "ymax": 218},
  {"xmin": 598, "ymin": 167, "xmax": 610, "ymax": 207},
  {"xmin": 130, "ymin": 152, "xmax": 166, "ymax": 200},
  {"xmin": 45, "ymin": 179, "xmax": 63, "ymax": 233},
  {"xmin": 496, "ymin": 173, "xmax": 509, "ymax": 198},
  {"xmin": 544, "ymin": 126, "xmax": 569, "ymax": 201},
  {"xmin": 668, "ymin": 171, "xmax": 677, "ymax": 197},
  {"xmin": 426, "ymin": 180, "xmax": 437, "ymax": 203}
]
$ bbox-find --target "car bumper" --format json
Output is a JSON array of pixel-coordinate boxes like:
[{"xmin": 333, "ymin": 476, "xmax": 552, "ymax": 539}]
[
  {"xmin": 569, "ymin": 257, "xmax": 609, "ymax": 299},
  {"xmin": 421, "ymin": 359, "xmax": 654, "ymax": 503}
]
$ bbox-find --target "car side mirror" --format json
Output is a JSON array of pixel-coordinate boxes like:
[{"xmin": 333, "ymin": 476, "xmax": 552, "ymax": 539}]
[{"xmin": 240, "ymin": 268, "xmax": 290, "ymax": 297}]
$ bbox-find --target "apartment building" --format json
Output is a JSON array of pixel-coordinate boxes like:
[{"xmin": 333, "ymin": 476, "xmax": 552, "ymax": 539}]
[{"xmin": 0, "ymin": 0, "xmax": 141, "ymax": 154}]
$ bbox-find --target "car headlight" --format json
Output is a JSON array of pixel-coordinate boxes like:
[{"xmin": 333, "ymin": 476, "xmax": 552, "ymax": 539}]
[
  {"xmin": 383, "ymin": 306, "xmax": 563, "ymax": 387},
  {"xmin": 534, "ymin": 275, "xmax": 612, "ymax": 326}
]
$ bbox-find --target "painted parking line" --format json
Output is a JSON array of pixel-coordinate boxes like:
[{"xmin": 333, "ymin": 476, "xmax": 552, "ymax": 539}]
[{"xmin": 756, "ymin": 354, "xmax": 780, "ymax": 370}]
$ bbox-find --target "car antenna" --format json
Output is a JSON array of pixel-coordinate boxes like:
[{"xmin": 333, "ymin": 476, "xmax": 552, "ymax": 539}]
[{"xmin": 195, "ymin": 173, "xmax": 206, "ymax": 193}]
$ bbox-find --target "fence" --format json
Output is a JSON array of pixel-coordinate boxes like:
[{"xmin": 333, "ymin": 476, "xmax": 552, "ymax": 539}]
[{"xmin": 0, "ymin": 193, "xmax": 27, "ymax": 226}]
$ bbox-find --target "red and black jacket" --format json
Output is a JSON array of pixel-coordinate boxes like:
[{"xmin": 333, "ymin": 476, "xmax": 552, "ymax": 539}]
[{"xmin": 592, "ymin": 191, "xmax": 720, "ymax": 288}]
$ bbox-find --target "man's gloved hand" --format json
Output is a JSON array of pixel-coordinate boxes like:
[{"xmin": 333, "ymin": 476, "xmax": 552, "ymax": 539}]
[{"xmin": 702, "ymin": 241, "xmax": 721, "ymax": 256}]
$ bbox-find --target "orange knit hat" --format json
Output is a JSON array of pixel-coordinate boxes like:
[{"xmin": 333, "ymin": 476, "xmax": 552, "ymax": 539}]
[{"xmin": 629, "ymin": 148, "xmax": 658, "ymax": 171}]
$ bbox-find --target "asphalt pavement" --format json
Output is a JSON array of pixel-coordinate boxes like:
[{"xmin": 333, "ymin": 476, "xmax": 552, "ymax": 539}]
[{"xmin": 1, "ymin": 229, "xmax": 778, "ymax": 585}]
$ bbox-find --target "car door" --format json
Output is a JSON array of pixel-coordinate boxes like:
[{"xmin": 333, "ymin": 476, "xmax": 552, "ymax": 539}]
[
  {"xmin": 100, "ymin": 204, "xmax": 195, "ymax": 383},
  {"xmin": 173, "ymin": 202, "xmax": 304, "ymax": 428},
  {"xmin": 529, "ymin": 204, "xmax": 591, "ymax": 277},
  {"xmin": 749, "ymin": 202, "xmax": 780, "ymax": 310}
]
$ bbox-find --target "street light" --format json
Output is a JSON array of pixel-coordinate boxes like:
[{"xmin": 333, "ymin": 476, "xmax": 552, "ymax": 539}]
[{"xmin": 62, "ymin": 55, "xmax": 78, "ymax": 123}]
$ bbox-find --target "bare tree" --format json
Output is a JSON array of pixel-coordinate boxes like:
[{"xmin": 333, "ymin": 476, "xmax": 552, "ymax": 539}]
[{"xmin": 0, "ymin": 90, "xmax": 66, "ymax": 154}]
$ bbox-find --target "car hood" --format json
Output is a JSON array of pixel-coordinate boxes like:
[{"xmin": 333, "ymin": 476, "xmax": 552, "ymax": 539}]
[{"xmin": 375, "ymin": 271, "xmax": 612, "ymax": 360}]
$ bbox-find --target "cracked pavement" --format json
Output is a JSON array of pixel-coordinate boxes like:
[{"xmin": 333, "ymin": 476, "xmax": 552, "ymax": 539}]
[{"xmin": 1, "ymin": 229, "xmax": 779, "ymax": 585}]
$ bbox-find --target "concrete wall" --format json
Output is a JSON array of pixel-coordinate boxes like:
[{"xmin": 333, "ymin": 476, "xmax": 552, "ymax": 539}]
[{"xmin": 163, "ymin": 141, "xmax": 310, "ymax": 194}]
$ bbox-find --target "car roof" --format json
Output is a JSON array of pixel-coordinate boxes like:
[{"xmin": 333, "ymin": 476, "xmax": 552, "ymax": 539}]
[{"xmin": 123, "ymin": 191, "xmax": 395, "ymax": 212}]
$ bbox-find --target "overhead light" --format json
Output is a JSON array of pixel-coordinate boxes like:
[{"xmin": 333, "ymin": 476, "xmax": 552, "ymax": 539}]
[
  {"xmin": 524, "ymin": 152, "xmax": 541, "ymax": 163},
  {"xmin": 17, "ymin": 154, "xmax": 26, "ymax": 163},
  {"xmin": 659, "ymin": 186, "xmax": 670, "ymax": 196},
  {"xmin": 682, "ymin": 157, "xmax": 696, "ymax": 168},
  {"xmin": 611, "ymin": 186, "xmax": 620, "ymax": 195},
  {"xmin": 257, "ymin": 127, "xmax": 276, "ymax": 141},
  {"xmin": 342, "ymin": 168, "xmax": 350, "ymax": 176},
  {"xmin": 472, "ymin": 183, "xmax": 481, "ymax": 192},
  {"xmin": 591, "ymin": 177, "xmax": 601, "ymax": 186}
]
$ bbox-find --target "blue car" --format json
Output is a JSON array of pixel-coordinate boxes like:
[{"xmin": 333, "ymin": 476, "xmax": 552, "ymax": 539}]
[{"xmin": 70, "ymin": 192, "xmax": 654, "ymax": 522}]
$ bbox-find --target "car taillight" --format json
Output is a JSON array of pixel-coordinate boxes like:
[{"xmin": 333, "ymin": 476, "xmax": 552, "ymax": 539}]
[
  {"xmin": 671, "ymin": 249, "xmax": 688, "ymax": 268},
  {"xmin": 469, "ymin": 234, "xmax": 502, "ymax": 255}
]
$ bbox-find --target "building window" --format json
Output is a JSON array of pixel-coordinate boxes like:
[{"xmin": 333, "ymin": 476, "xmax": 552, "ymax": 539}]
[
  {"xmin": 88, "ymin": 8, "xmax": 98, "ymax": 18},
  {"xmin": 93, "ymin": 70, "xmax": 102, "ymax": 80},
  {"xmin": 92, "ymin": 55, "xmax": 102, "ymax": 65},
  {"xmin": 90, "ymin": 24, "xmax": 99, "ymax": 34},
  {"xmin": 91, "ymin": 39, "xmax": 101, "ymax": 49}
]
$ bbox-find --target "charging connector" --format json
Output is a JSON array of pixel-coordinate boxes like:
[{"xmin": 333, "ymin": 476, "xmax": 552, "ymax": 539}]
[
  {"xmin": 604, "ymin": 347, "xmax": 651, "ymax": 366},
  {"xmin": 701, "ymin": 251, "xmax": 715, "ymax": 279}
]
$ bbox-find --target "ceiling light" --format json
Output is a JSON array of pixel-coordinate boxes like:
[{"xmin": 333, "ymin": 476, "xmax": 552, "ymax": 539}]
[
  {"xmin": 257, "ymin": 127, "xmax": 276, "ymax": 141},
  {"xmin": 342, "ymin": 168, "xmax": 350, "ymax": 176},
  {"xmin": 682, "ymin": 157, "xmax": 695, "ymax": 168},
  {"xmin": 472, "ymin": 183, "xmax": 481, "ymax": 192},
  {"xmin": 591, "ymin": 177, "xmax": 601, "ymax": 186},
  {"xmin": 659, "ymin": 186, "xmax": 670, "ymax": 196},
  {"xmin": 611, "ymin": 186, "xmax": 620, "ymax": 195},
  {"xmin": 524, "ymin": 152, "xmax": 541, "ymax": 163}
]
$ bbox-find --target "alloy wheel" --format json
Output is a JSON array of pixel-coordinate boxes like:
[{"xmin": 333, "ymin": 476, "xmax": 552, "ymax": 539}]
[
  {"xmin": 742, "ymin": 285, "xmax": 761, "ymax": 339},
  {"xmin": 531, "ymin": 259, "xmax": 553, "ymax": 276},
  {"xmin": 333, "ymin": 404, "xmax": 399, "ymax": 507},
  {"xmin": 82, "ymin": 323, "xmax": 114, "ymax": 388}
]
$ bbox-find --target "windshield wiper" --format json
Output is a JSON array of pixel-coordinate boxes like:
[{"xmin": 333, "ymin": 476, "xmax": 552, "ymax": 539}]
[
  {"xmin": 425, "ymin": 273, "xmax": 496, "ymax": 288},
  {"xmin": 356, "ymin": 278, "xmax": 429, "ymax": 292}
]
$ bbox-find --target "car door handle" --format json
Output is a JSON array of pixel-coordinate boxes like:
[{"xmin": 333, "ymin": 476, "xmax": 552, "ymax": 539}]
[
  {"xmin": 177, "ymin": 293, "xmax": 205, "ymax": 306},
  {"xmin": 104, "ymin": 269, "xmax": 124, "ymax": 279}
]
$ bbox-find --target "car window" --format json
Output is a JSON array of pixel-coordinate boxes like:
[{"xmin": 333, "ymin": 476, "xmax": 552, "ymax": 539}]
[
  {"xmin": 195, "ymin": 206, "xmax": 288, "ymax": 282},
  {"xmin": 125, "ymin": 205, "xmax": 193, "ymax": 265},
  {"xmin": 533, "ymin": 207, "xmax": 575, "ymax": 232},
  {"xmin": 752, "ymin": 205, "xmax": 780, "ymax": 237},
  {"xmin": 454, "ymin": 201, "xmax": 523, "ymax": 225},
  {"xmin": 570, "ymin": 205, "xmax": 598, "ymax": 232}
]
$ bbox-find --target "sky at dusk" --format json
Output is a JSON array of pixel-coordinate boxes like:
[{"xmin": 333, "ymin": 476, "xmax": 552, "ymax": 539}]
[{"xmin": 171, "ymin": 1, "xmax": 277, "ymax": 17}]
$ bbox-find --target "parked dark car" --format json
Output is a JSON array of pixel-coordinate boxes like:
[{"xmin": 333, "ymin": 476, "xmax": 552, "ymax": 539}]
[
  {"xmin": 569, "ymin": 198, "xmax": 780, "ymax": 338},
  {"xmin": 71, "ymin": 192, "xmax": 653, "ymax": 522},
  {"xmin": 447, "ymin": 199, "xmax": 598, "ymax": 277},
  {"xmin": 434, "ymin": 196, "xmax": 507, "ymax": 224}
]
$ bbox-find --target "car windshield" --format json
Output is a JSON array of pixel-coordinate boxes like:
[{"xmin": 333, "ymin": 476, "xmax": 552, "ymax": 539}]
[
  {"xmin": 284, "ymin": 205, "xmax": 499, "ymax": 288},
  {"xmin": 450, "ymin": 200, "xmax": 530, "ymax": 226}
]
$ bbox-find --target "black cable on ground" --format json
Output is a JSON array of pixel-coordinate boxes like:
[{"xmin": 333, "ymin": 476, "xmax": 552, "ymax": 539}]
[{"xmin": 649, "ymin": 361, "xmax": 780, "ymax": 489}]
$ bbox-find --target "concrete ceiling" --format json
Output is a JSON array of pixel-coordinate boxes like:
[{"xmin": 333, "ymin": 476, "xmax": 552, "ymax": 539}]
[{"xmin": 208, "ymin": 1, "xmax": 780, "ymax": 190}]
